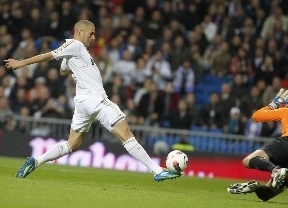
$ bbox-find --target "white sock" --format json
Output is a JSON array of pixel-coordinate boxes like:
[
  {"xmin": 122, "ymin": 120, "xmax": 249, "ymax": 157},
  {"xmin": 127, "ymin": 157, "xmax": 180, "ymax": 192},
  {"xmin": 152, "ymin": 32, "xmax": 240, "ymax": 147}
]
[
  {"xmin": 35, "ymin": 141, "xmax": 72, "ymax": 167},
  {"xmin": 123, "ymin": 137, "xmax": 163, "ymax": 174}
]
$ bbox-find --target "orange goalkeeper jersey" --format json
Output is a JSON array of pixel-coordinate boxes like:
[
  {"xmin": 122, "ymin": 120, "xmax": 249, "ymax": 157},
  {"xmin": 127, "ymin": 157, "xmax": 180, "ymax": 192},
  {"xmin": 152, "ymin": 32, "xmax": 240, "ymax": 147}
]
[{"xmin": 252, "ymin": 106, "xmax": 288, "ymax": 137}]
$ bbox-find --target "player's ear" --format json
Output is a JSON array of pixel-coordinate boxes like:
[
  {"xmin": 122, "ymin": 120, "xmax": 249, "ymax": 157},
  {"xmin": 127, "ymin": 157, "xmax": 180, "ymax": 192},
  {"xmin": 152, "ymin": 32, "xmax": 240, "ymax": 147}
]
[{"xmin": 77, "ymin": 29, "xmax": 82, "ymax": 37}]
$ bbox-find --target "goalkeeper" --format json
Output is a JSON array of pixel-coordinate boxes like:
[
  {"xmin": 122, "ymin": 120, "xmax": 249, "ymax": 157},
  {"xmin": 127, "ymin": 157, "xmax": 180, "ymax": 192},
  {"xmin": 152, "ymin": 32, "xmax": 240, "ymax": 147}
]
[{"xmin": 227, "ymin": 88, "xmax": 288, "ymax": 201}]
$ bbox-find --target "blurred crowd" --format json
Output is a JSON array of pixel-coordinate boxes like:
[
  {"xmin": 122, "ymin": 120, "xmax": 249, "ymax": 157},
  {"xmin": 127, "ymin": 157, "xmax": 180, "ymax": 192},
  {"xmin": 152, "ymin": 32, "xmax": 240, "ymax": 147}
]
[{"xmin": 0, "ymin": 0, "xmax": 288, "ymax": 138}]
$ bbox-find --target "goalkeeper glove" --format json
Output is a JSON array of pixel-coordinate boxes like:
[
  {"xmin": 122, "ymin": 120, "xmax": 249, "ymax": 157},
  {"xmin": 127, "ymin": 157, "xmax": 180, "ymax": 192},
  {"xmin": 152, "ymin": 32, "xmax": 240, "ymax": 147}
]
[{"xmin": 269, "ymin": 88, "xmax": 288, "ymax": 109}]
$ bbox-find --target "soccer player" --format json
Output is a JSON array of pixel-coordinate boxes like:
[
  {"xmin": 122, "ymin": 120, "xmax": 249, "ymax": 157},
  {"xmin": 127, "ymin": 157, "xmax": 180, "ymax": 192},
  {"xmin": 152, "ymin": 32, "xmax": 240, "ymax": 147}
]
[
  {"xmin": 227, "ymin": 88, "xmax": 288, "ymax": 201},
  {"xmin": 4, "ymin": 20, "xmax": 181, "ymax": 182}
]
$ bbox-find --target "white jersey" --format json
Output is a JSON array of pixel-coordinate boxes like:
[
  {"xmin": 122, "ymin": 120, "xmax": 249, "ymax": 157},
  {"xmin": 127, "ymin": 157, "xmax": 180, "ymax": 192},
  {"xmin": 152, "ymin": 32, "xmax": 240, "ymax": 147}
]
[{"xmin": 51, "ymin": 39, "xmax": 106, "ymax": 101}]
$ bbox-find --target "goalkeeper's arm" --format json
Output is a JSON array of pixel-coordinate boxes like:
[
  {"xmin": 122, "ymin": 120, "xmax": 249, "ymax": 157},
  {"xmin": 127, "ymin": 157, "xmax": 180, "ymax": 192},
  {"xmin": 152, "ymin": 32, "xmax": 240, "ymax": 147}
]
[{"xmin": 268, "ymin": 88, "xmax": 288, "ymax": 109}]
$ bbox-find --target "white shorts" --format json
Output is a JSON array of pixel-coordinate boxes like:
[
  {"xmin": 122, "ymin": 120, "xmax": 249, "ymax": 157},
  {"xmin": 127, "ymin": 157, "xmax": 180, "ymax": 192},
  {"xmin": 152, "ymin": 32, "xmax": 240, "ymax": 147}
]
[{"xmin": 71, "ymin": 96, "xmax": 126, "ymax": 132}]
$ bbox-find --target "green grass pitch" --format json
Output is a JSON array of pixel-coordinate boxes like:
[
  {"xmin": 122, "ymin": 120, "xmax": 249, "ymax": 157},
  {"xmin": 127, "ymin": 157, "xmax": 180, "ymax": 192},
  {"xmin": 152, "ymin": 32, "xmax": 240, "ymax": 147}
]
[{"xmin": 0, "ymin": 156, "xmax": 287, "ymax": 208}]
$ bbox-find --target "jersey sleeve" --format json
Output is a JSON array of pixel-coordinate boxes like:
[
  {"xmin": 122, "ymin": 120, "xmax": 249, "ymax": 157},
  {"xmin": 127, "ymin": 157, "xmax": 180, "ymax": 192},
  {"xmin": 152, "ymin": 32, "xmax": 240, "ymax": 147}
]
[
  {"xmin": 51, "ymin": 40, "xmax": 79, "ymax": 60},
  {"xmin": 60, "ymin": 58, "xmax": 70, "ymax": 71},
  {"xmin": 252, "ymin": 106, "xmax": 283, "ymax": 122}
]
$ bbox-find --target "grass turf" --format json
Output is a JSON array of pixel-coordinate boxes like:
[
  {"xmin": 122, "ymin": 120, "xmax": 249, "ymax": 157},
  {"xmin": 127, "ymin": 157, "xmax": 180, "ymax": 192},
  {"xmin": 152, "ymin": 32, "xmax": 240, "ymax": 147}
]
[{"xmin": 0, "ymin": 156, "xmax": 287, "ymax": 208}]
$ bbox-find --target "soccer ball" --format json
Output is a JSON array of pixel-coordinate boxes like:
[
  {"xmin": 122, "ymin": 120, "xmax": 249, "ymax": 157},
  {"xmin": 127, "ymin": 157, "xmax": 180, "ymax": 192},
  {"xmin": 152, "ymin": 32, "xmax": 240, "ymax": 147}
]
[{"xmin": 166, "ymin": 150, "xmax": 188, "ymax": 173}]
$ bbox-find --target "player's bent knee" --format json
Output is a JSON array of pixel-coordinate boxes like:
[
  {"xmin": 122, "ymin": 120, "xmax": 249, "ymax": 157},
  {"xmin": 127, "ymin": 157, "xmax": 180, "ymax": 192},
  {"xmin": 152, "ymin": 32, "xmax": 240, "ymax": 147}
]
[
  {"xmin": 111, "ymin": 120, "xmax": 134, "ymax": 143},
  {"xmin": 242, "ymin": 157, "xmax": 250, "ymax": 167}
]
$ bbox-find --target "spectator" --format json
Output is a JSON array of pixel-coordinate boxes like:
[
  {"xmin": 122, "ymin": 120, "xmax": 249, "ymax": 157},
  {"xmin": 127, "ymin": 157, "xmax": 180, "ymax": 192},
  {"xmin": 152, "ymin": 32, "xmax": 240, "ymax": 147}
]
[
  {"xmin": 219, "ymin": 83, "xmax": 237, "ymax": 121},
  {"xmin": 1, "ymin": 74, "xmax": 14, "ymax": 98},
  {"xmin": 197, "ymin": 92, "xmax": 224, "ymax": 131},
  {"xmin": 217, "ymin": 17, "xmax": 235, "ymax": 42},
  {"xmin": 59, "ymin": 0, "xmax": 77, "ymax": 38},
  {"xmin": 137, "ymin": 81, "xmax": 165, "ymax": 126},
  {"xmin": 244, "ymin": 111, "xmax": 263, "ymax": 140},
  {"xmin": 201, "ymin": 14, "xmax": 218, "ymax": 43},
  {"xmin": 41, "ymin": 11, "xmax": 63, "ymax": 42},
  {"xmin": 131, "ymin": 6, "xmax": 147, "ymax": 29},
  {"xmin": 223, "ymin": 107, "xmax": 243, "ymax": 135},
  {"xmin": 95, "ymin": 47, "xmax": 113, "ymax": 85},
  {"xmin": 190, "ymin": 50, "xmax": 205, "ymax": 84},
  {"xmin": 253, "ymin": 8, "xmax": 266, "ymax": 35},
  {"xmin": 183, "ymin": 2, "xmax": 201, "ymax": 31},
  {"xmin": 230, "ymin": 73, "xmax": 250, "ymax": 104},
  {"xmin": 42, "ymin": 94, "xmax": 69, "ymax": 118},
  {"xmin": 0, "ymin": 96, "xmax": 13, "ymax": 125},
  {"xmin": 261, "ymin": 121, "xmax": 280, "ymax": 138},
  {"xmin": 0, "ymin": 2, "xmax": 12, "ymax": 26},
  {"xmin": 252, "ymin": 48, "xmax": 264, "ymax": 70},
  {"xmin": 134, "ymin": 57, "xmax": 148, "ymax": 86},
  {"xmin": 104, "ymin": 73, "xmax": 127, "ymax": 106},
  {"xmin": 123, "ymin": 98, "xmax": 139, "ymax": 125},
  {"xmin": 12, "ymin": 28, "xmax": 34, "ymax": 60},
  {"xmin": 9, "ymin": 5, "xmax": 25, "ymax": 39},
  {"xmin": 106, "ymin": 36, "xmax": 123, "ymax": 65},
  {"xmin": 144, "ymin": 9, "xmax": 163, "ymax": 41},
  {"xmin": 3, "ymin": 113, "xmax": 16, "ymax": 131},
  {"xmin": 185, "ymin": 92, "xmax": 199, "ymax": 127},
  {"xmin": 46, "ymin": 68, "xmax": 66, "ymax": 99},
  {"xmin": 254, "ymin": 55, "xmax": 277, "ymax": 85},
  {"xmin": 112, "ymin": 49, "xmax": 137, "ymax": 86},
  {"xmin": 168, "ymin": 35, "xmax": 191, "ymax": 71},
  {"xmin": 16, "ymin": 106, "xmax": 31, "ymax": 133},
  {"xmin": 202, "ymin": 34, "xmax": 223, "ymax": 71},
  {"xmin": 229, "ymin": 46, "xmax": 254, "ymax": 85},
  {"xmin": 166, "ymin": 18, "xmax": 186, "ymax": 39},
  {"xmin": 145, "ymin": 49, "xmax": 172, "ymax": 91},
  {"xmin": 172, "ymin": 59, "xmax": 195, "ymax": 96},
  {"xmin": 210, "ymin": 41, "xmax": 231, "ymax": 77},
  {"xmin": 112, "ymin": 15, "xmax": 132, "ymax": 41},
  {"xmin": 122, "ymin": 34, "xmax": 143, "ymax": 61},
  {"xmin": 10, "ymin": 88, "xmax": 30, "ymax": 114},
  {"xmin": 25, "ymin": 7, "xmax": 45, "ymax": 39},
  {"xmin": 171, "ymin": 136, "xmax": 194, "ymax": 152},
  {"xmin": 160, "ymin": 1, "xmax": 173, "ymax": 26},
  {"xmin": 133, "ymin": 78, "xmax": 151, "ymax": 107},
  {"xmin": 239, "ymin": 85, "xmax": 264, "ymax": 121},
  {"xmin": 262, "ymin": 76, "xmax": 282, "ymax": 105},
  {"xmin": 188, "ymin": 25, "xmax": 208, "ymax": 55},
  {"xmin": 165, "ymin": 99, "xmax": 193, "ymax": 130},
  {"xmin": 30, "ymin": 85, "xmax": 51, "ymax": 118},
  {"xmin": 261, "ymin": 7, "xmax": 288, "ymax": 39}
]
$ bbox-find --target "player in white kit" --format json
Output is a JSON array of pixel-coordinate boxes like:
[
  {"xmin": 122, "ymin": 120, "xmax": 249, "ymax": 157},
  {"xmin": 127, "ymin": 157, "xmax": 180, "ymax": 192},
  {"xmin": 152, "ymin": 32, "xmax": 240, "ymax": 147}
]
[{"xmin": 4, "ymin": 20, "xmax": 180, "ymax": 181}]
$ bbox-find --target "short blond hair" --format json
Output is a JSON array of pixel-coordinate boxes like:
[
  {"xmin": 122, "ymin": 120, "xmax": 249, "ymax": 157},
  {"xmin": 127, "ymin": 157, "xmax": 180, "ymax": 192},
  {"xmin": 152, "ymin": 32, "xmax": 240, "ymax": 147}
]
[{"xmin": 74, "ymin": 20, "xmax": 94, "ymax": 31}]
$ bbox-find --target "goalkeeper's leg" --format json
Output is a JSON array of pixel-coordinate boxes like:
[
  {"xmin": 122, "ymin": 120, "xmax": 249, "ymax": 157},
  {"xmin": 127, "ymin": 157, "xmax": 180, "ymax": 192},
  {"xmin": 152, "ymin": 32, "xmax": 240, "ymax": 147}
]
[
  {"xmin": 255, "ymin": 186, "xmax": 284, "ymax": 201},
  {"xmin": 255, "ymin": 178, "xmax": 287, "ymax": 201}
]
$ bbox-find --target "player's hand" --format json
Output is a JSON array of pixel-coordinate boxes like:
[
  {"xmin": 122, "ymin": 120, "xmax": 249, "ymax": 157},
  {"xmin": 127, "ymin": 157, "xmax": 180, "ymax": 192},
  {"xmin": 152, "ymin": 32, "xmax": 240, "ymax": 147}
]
[
  {"xmin": 269, "ymin": 88, "xmax": 288, "ymax": 109},
  {"xmin": 4, "ymin": 59, "xmax": 25, "ymax": 70}
]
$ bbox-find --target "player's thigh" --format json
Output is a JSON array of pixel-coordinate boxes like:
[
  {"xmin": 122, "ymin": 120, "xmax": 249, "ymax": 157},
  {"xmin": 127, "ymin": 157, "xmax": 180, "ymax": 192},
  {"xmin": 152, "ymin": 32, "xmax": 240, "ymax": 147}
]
[
  {"xmin": 71, "ymin": 99, "xmax": 95, "ymax": 133},
  {"xmin": 96, "ymin": 98, "xmax": 126, "ymax": 132},
  {"xmin": 246, "ymin": 149, "xmax": 269, "ymax": 159},
  {"xmin": 263, "ymin": 137, "xmax": 288, "ymax": 167}
]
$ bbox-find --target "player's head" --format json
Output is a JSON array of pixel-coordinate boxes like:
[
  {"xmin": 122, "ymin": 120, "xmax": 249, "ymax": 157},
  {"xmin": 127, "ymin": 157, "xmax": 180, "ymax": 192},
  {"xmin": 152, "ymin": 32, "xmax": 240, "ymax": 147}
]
[{"xmin": 74, "ymin": 20, "xmax": 95, "ymax": 47}]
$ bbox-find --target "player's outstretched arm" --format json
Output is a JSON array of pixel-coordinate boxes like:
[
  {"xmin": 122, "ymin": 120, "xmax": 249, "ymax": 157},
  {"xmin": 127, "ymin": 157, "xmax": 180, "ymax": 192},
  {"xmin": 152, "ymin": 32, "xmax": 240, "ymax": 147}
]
[{"xmin": 4, "ymin": 52, "xmax": 54, "ymax": 70}]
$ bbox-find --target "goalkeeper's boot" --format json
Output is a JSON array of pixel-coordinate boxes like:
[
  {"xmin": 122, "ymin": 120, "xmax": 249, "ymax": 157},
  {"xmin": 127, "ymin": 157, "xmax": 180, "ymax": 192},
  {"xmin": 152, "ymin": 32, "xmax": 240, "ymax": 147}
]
[
  {"xmin": 16, "ymin": 157, "xmax": 36, "ymax": 178},
  {"xmin": 227, "ymin": 180, "xmax": 260, "ymax": 194},
  {"xmin": 271, "ymin": 167, "xmax": 288, "ymax": 189},
  {"xmin": 154, "ymin": 169, "xmax": 182, "ymax": 182}
]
